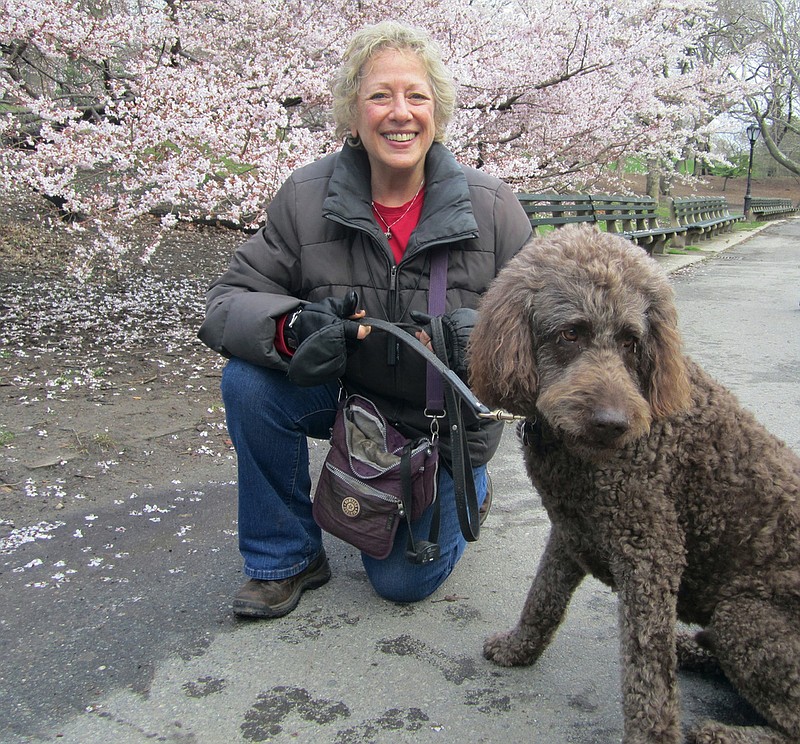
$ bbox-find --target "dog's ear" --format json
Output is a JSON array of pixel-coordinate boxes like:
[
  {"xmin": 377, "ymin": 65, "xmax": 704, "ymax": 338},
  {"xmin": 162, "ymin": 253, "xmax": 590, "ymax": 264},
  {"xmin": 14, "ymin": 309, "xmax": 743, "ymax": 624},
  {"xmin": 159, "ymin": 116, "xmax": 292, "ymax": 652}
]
[
  {"xmin": 469, "ymin": 279, "xmax": 538, "ymax": 415},
  {"xmin": 644, "ymin": 292, "xmax": 691, "ymax": 418}
]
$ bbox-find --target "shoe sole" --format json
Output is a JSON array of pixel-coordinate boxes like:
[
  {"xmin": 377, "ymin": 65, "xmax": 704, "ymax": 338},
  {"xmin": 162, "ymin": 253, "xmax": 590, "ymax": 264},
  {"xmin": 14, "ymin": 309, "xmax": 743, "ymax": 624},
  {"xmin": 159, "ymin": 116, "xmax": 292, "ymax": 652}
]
[{"xmin": 232, "ymin": 567, "xmax": 331, "ymax": 619}]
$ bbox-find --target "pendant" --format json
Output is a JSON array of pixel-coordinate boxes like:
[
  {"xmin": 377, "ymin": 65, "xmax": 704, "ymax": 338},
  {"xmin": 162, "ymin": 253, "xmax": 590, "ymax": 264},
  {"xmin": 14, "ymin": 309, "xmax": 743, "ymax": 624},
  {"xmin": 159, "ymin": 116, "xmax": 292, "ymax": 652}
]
[{"xmin": 384, "ymin": 230, "xmax": 392, "ymax": 240}]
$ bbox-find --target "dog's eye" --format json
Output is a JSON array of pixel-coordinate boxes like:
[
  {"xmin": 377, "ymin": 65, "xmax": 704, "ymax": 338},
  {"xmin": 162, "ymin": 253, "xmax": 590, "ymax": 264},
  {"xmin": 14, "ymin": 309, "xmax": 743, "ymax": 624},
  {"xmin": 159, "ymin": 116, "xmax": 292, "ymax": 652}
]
[
  {"xmin": 560, "ymin": 327, "xmax": 579, "ymax": 343},
  {"xmin": 621, "ymin": 335, "xmax": 638, "ymax": 351}
]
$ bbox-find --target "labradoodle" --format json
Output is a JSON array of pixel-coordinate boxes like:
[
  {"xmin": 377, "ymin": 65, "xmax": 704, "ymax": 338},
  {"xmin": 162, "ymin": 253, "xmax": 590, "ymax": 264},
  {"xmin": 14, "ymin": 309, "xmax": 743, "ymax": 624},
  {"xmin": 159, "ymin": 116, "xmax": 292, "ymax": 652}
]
[{"xmin": 469, "ymin": 224, "xmax": 800, "ymax": 743}]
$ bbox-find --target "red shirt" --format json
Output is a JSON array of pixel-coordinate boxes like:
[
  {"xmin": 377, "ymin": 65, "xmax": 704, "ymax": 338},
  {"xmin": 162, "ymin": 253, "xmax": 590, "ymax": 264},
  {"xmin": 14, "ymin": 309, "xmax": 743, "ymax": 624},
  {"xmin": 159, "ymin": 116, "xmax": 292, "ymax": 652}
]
[{"xmin": 372, "ymin": 188, "xmax": 425, "ymax": 264}]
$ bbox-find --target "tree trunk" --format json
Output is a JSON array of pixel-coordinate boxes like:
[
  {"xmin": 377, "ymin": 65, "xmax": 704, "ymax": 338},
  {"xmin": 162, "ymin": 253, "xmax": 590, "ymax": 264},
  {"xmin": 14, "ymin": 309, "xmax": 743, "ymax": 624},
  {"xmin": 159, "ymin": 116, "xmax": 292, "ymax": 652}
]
[
  {"xmin": 660, "ymin": 171, "xmax": 673, "ymax": 197},
  {"xmin": 646, "ymin": 159, "xmax": 660, "ymax": 202}
]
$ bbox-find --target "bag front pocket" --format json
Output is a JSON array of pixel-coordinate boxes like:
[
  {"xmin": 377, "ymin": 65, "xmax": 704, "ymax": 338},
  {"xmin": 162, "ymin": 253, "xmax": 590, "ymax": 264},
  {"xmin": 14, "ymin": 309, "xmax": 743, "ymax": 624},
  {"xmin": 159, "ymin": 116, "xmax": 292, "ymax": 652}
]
[{"xmin": 312, "ymin": 462, "xmax": 403, "ymax": 560}]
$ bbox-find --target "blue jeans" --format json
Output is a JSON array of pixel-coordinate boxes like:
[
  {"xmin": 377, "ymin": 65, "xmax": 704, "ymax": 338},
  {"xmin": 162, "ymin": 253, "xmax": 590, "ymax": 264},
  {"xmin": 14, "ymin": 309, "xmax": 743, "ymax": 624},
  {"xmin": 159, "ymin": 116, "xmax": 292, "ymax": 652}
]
[{"xmin": 221, "ymin": 357, "xmax": 486, "ymax": 603}]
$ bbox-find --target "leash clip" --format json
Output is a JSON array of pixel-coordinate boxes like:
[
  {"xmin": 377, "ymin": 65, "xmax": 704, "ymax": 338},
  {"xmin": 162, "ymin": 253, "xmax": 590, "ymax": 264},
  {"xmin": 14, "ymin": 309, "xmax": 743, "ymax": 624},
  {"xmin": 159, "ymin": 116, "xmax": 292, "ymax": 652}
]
[{"xmin": 478, "ymin": 409, "xmax": 526, "ymax": 422}]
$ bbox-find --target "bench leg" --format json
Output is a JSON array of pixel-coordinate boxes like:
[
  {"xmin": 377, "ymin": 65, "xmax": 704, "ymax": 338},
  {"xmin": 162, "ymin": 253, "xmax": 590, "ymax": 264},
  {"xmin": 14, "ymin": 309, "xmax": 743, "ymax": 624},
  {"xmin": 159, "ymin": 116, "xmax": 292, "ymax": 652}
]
[{"xmin": 650, "ymin": 236, "xmax": 668, "ymax": 255}]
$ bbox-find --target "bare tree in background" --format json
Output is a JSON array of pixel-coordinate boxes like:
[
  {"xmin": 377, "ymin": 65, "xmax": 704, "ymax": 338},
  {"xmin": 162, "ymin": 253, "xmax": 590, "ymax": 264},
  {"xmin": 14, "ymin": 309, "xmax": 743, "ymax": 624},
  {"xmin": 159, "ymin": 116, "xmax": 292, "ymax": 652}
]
[{"xmin": 710, "ymin": 0, "xmax": 800, "ymax": 176}]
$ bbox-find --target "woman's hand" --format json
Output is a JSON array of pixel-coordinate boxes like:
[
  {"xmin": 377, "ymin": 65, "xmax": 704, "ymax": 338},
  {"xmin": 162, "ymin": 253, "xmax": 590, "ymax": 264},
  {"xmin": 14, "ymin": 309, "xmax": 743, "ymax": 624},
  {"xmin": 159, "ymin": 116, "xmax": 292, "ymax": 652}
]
[
  {"xmin": 284, "ymin": 291, "xmax": 370, "ymax": 349},
  {"xmin": 285, "ymin": 291, "xmax": 371, "ymax": 386},
  {"xmin": 412, "ymin": 308, "xmax": 478, "ymax": 377}
]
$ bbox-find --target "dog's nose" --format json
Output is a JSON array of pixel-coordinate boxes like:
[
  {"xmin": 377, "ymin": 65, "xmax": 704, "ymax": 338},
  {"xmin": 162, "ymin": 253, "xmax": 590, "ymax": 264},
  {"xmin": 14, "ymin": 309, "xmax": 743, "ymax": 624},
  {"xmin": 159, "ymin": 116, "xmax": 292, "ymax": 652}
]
[{"xmin": 589, "ymin": 408, "xmax": 629, "ymax": 444}]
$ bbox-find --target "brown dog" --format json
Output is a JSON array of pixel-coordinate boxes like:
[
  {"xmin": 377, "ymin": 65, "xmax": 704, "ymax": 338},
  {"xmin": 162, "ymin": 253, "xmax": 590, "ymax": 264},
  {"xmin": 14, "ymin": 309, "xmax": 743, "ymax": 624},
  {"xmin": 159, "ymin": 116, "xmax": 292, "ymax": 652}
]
[{"xmin": 469, "ymin": 225, "xmax": 800, "ymax": 743}]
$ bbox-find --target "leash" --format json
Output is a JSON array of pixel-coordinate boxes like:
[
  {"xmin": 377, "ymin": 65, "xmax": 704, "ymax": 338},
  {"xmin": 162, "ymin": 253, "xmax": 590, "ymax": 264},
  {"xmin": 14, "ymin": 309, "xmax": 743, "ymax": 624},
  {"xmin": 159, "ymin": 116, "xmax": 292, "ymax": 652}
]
[
  {"xmin": 429, "ymin": 315, "xmax": 481, "ymax": 541},
  {"xmin": 361, "ymin": 315, "xmax": 483, "ymax": 541},
  {"xmin": 358, "ymin": 315, "xmax": 528, "ymax": 544},
  {"xmin": 360, "ymin": 317, "xmax": 489, "ymax": 415},
  {"xmin": 358, "ymin": 317, "xmax": 524, "ymax": 422}
]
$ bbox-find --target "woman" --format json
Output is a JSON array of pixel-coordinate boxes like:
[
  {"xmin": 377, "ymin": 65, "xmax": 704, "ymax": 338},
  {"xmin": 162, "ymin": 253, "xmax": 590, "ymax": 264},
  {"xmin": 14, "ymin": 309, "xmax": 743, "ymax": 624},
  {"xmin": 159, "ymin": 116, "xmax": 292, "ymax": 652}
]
[{"xmin": 199, "ymin": 21, "xmax": 531, "ymax": 618}]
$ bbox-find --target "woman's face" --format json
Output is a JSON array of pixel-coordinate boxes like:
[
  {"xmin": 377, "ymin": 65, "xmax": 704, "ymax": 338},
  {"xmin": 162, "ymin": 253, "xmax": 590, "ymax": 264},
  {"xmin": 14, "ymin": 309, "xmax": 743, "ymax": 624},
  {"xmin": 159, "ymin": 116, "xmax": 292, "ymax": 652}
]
[{"xmin": 351, "ymin": 48, "xmax": 436, "ymax": 184}]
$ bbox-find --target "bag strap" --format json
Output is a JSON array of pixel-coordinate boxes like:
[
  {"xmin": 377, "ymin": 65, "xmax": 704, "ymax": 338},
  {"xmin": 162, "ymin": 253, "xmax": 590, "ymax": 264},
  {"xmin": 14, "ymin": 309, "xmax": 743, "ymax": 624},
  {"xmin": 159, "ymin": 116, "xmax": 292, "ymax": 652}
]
[
  {"xmin": 400, "ymin": 245, "xmax": 446, "ymax": 563},
  {"xmin": 400, "ymin": 442, "xmax": 441, "ymax": 564},
  {"xmin": 426, "ymin": 246, "xmax": 448, "ymax": 413}
]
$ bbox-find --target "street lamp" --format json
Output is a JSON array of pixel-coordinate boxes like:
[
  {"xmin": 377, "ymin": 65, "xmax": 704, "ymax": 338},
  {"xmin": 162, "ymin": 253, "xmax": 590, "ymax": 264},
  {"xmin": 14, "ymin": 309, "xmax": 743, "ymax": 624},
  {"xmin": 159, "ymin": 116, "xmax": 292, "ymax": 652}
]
[{"xmin": 743, "ymin": 123, "xmax": 760, "ymax": 217}]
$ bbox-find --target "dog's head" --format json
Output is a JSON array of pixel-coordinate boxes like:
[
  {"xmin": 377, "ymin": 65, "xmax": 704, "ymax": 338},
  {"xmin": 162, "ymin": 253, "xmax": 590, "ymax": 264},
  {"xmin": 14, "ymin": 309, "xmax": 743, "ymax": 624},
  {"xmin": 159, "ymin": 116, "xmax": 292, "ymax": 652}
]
[{"xmin": 469, "ymin": 225, "xmax": 690, "ymax": 455}]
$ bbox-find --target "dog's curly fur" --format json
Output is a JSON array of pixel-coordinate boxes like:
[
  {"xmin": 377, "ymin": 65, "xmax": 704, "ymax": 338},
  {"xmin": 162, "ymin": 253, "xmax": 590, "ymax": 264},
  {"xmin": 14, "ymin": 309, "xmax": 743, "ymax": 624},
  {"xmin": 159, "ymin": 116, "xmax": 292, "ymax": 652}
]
[{"xmin": 469, "ymin": 225, "xmax": 800, "ymax": 743}]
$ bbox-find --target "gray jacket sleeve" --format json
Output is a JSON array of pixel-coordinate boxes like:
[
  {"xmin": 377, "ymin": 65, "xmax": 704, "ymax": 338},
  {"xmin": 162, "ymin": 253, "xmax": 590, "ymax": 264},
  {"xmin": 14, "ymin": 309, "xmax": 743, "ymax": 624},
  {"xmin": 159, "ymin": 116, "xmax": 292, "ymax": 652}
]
[
  {"xmin": 493, "ymin": 180, "xmax": 533, "ymax": 271},
  {"xmin": 197, "ymin": 180, "xmax": 304, "ymax": 369}
]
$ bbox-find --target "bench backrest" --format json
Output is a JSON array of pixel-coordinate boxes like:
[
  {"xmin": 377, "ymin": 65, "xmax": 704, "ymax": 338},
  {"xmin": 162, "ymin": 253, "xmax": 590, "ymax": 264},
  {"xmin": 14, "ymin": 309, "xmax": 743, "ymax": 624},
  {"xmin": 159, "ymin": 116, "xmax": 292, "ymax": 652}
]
[
  {"xmin": 516, "ymin": 193, "xmax": 596, "ymax": 234},
  {"xmin": 516, "ymin": 193, "xmax": 663, "ymax": 234},
  {"xmin": 589, "ymin": 194, "xmax": 660, "ymax": 234},
  {"xmin": 671, "ymin": 196, "xmax": 734, "ymax": 226},
  {"xmin": 750, "ymin": 197, "xmax": 793, "ymax": 209}
]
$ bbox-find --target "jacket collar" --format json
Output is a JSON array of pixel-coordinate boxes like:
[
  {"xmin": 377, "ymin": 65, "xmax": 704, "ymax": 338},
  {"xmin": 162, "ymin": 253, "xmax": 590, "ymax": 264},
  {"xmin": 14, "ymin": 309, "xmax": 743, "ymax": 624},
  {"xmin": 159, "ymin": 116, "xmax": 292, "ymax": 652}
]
[{"xmin": 323, "ymin": 142, "xmax": 479, "ymax": 252}]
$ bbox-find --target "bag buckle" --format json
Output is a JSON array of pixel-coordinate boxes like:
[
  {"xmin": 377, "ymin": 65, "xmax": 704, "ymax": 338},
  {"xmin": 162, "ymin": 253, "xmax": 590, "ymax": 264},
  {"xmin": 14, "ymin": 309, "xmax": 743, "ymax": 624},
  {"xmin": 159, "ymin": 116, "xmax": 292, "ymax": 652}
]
[
  {"xmin": 424, "ymin": 408, "xmax": 444, "ymax": 443},
  {"xmin": 405, "ymin": 540, "xmax": 441, "ymax": 565}
]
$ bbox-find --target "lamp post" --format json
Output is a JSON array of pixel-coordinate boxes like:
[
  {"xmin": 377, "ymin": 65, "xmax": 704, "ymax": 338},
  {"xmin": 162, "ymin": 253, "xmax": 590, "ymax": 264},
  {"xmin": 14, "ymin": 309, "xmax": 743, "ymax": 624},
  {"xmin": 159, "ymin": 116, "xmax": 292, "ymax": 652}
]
[{"xmin": 743, "ymin": 123, "xmax": 760, "ymax": 218}]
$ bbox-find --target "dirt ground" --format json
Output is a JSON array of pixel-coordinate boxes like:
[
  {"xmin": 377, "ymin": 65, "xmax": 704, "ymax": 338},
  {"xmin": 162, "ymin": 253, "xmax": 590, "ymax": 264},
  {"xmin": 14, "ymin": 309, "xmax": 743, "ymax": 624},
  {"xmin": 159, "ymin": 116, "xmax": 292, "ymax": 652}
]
[
  {"xmin": 0, "ymin": 191, "xmax": 238, "ymax": 534},
  {"xmin": 624, "ymin": 171, "xmax": 800, "ymax": 205},
  {"xmin": 1, "ymin": 174, "xmax": 798, "ymax": 538}
]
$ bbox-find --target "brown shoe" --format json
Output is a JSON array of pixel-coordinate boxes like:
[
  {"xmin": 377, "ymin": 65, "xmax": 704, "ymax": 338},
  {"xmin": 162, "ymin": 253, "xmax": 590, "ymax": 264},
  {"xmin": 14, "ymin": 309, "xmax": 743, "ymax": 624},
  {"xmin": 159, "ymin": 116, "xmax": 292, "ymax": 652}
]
[
  {"xmin": 232, "ymin": 552, "xmax": 331, "ymax": 619},
  {"xmin": 479, "ymin": 474, "xmax": 493, "ymax": 526}
]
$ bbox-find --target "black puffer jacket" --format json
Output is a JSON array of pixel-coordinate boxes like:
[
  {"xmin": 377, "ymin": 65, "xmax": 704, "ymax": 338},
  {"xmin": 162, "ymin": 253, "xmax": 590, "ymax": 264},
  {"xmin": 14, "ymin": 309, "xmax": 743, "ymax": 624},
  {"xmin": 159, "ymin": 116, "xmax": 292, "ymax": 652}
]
[{"xmin": 199, "ymin": 142, "xmax": 531, "ymax": 463}]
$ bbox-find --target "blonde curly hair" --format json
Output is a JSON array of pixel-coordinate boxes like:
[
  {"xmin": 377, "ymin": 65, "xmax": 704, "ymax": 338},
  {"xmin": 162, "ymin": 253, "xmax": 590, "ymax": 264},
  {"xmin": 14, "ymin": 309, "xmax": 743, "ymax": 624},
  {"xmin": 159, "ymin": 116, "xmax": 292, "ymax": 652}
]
[{"xmin": 331, "ymin": 21, "xmax": 456, "ymax": 146}]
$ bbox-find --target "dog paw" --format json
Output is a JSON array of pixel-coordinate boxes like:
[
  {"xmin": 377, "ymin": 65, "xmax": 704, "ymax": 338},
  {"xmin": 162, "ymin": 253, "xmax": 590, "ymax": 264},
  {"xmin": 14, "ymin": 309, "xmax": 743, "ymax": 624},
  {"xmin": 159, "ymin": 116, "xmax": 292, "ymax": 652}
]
[
  {"xmin": 686, "ymin": 722, "xmax": 726, "ymax": 744},
  {"xmin": 483, "ymin": 630, "xmax": 540, "ymax": 667}
]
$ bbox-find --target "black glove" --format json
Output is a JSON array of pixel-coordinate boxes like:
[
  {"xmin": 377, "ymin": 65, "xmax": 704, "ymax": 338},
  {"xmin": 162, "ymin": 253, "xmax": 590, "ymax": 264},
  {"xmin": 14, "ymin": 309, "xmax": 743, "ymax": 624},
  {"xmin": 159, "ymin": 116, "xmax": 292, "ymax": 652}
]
[
  {"xmin": 284, "ymin": 290, "xmax": 361, "ymax": 351},
  {"xmin": 411, "ymin": 307, "xmax": 478, "ymax": 378},
  {"xmin": 286, "ymin": 290, "xmax": 364, "ymax": 386}
]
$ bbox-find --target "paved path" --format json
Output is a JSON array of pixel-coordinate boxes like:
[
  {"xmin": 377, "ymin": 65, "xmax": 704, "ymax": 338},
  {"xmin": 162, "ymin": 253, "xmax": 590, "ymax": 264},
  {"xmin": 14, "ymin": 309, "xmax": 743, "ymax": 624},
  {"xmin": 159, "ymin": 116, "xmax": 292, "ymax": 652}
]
[{"xmin": 2, "ymin": 219, "xmax": 798, "ymax": 744}]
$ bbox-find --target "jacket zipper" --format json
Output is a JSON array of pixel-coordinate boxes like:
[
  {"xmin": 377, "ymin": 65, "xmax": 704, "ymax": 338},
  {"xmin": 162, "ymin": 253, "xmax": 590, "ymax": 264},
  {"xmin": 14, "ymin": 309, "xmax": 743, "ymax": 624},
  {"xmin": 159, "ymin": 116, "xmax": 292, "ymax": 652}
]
[
  {"xmin": 387, "ymin": 263, "xmax": 399, "ymax": 366},
  {"xmin": 388, "ymin": 263, "xmax": 398, "ymax": 313},
  {"xmin": 325, "ymin": 212, "xmax": 478, "ymax": 320}
]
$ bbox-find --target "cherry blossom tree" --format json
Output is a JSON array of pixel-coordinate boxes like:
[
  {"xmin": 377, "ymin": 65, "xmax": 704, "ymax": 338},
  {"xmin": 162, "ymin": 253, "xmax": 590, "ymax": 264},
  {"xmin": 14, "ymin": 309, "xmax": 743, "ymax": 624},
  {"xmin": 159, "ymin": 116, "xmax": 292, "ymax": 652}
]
[{"xmin": 1, "ymin": 0, "xmax": 739, "ymax": 270}]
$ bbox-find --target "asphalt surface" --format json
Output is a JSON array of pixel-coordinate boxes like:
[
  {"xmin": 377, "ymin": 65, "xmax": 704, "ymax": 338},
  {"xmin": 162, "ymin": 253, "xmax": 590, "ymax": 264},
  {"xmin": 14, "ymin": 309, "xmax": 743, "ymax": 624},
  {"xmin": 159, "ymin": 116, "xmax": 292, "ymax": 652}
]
[{"xmin": 2, "ymin": 219, "xmax": 798, "ymax": 744}]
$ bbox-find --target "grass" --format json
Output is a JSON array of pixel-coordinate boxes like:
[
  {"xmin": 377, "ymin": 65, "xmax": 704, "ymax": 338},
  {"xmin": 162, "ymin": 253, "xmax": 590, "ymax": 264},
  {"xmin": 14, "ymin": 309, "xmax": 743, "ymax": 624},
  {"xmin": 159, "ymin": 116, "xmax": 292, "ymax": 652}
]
[
  {"xmin": 50, "ymin": 368, "xmax": 107, "ymax": 391},
  {"xmin": 92, "ymin": 432, "xmax": 117, "ymax": 450},
  {"xmin": 655, "ymin": 205, "xmax": 671, "ymax": 222},
  {"xmin": 68, "ymin": 429, "xmax": 117, "ymax": 455},
  {"xmin": 734, "ymin": 220, "xmax": 763, "ymax": 231},
  {"xmin": 0, "ymin": 429, "xmax": 15, "ymax": 446},
  {"xmin": 667, "ymin": 245, "xmax": 704, "ymax": 255}
]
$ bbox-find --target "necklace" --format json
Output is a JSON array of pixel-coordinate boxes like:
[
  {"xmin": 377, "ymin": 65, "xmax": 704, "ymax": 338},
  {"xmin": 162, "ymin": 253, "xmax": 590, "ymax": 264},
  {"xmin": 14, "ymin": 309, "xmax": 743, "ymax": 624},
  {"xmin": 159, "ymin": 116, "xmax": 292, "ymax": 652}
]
[{"xmin": 371, "ymin": 179, "xmax": 425, "ymax": 240}]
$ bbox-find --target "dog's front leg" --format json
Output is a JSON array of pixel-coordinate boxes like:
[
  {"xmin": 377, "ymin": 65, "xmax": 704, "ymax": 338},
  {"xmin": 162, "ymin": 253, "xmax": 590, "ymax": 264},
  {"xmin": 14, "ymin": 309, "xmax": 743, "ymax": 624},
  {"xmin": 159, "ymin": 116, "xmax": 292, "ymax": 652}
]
[
  {"xmin": 484, "ymin": 527, "xmax": 585, "ymax": 666},
  {"xmin": 614, "ymin": 557, "xmax": 682, "ymax": 744}
]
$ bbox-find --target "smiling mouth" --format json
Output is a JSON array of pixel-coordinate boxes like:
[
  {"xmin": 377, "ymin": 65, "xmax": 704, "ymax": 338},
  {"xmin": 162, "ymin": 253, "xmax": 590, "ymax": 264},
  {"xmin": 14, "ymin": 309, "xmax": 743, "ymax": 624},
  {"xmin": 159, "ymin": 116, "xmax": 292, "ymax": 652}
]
[{"xmin": 383, "ymin": 133, "xmax": 416, "ymax": 142}]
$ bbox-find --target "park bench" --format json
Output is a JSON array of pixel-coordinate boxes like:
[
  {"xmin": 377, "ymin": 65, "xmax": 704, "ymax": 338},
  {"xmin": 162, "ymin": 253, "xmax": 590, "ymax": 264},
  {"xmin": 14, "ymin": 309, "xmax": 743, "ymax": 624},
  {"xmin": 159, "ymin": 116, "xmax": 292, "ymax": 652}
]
[
  {"xmin": 517, "ymin": 193, "xmax": 686, "ymax": 254},
  {"xmin": 749, "ymin": 197, "xmax": 800, "ymax": 219},
  {"xmin": 516, "ymin": 193, "xmax": 597, "ymax": 233},
  {"xmin": 669, "ymin": 196, "xmax": 744, "ymax": 244},
  {"xmin": 590, "ymin": 194, "xmax": 685, "ymax": 253}
]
